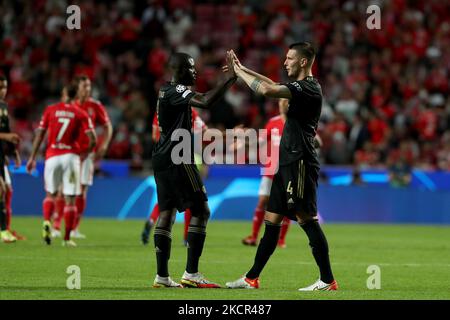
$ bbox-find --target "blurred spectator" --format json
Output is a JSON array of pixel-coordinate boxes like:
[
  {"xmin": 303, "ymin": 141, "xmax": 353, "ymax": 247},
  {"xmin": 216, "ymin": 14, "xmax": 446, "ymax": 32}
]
[
  {"xmin": 335, "ymin": 88, "xmax": 359, "ymax": 123},
  {"xmin": 164, "ymin": 9, "xmax": 192, "ymax": 48}
]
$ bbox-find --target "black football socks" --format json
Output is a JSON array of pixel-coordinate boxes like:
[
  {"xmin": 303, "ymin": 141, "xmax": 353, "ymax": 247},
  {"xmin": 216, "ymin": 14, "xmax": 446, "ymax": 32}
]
[
  {"xmin": 185, "ymin": 224, "xmax": 206, "ymax": 274},
  {"xmin": 246, "ymin": 221, "xmax": 281, "ymax": 279},
  {"xmin": 0, "ymin": 201, "xmax": 6, "ymax": 231},
  {"xmin": 154, "ymin": 226, "xmax": 172, "ymax": 277},
  {"xmin": 300, "ymin": 220, "xmax": 334, "ymax": 284}
]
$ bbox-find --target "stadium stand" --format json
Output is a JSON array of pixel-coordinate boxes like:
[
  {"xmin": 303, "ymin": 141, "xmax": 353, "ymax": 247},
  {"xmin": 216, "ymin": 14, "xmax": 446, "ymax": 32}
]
[{"xmin": 0, "ymin": 0, "xmax": 449, "ymax": 171}]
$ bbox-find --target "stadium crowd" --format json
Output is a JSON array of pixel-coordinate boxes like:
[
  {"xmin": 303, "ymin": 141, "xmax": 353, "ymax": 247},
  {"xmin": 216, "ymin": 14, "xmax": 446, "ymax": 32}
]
[{"xmin": 0, "ymin": 0, "xmax": 449, "ymax": 171}]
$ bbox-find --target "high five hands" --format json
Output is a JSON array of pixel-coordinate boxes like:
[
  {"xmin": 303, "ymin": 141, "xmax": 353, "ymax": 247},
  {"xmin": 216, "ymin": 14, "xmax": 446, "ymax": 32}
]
[{"xmin": 221, "ymin": 50, "xmax": 243, "ymax": 77}]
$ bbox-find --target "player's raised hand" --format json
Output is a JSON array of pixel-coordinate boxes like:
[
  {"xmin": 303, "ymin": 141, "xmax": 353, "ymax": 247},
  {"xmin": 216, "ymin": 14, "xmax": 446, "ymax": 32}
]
[
  {"xmin": 225, "ymin": 50, "xmax": 237, "ymax": 78},
  {"xmin": 220, "ymin": 52, "xmax": 232, "ymax": 74},
  {"xmin": 3, "ymin": 133, "xmax": 20, "ymax": 145},
  {"xmin": 228, "ymin": 50, "xmax": 243, "ymax": 75},
  {"xmin": 230, "ymin": 50, "xmax": 244, "ymax": 69},
  {"xmin": 26, "ymin": 158, "xmax": 36, "ymax": 174}
]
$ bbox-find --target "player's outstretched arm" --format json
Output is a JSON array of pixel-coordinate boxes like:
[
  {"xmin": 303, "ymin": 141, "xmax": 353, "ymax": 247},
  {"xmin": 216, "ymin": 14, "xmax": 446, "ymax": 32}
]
[
  {"xmin": 0, "ymin": 132, "xmax": 20, "ymax": 144},
  {"xmin": 229, "ymin": 50, "xmax": 276, "ymax": 85},
  {"xmin": 230, "ymin": 51, "xmax": 291, "ymax": 99},
  {"xmin": 234, "ymin": 67, "xmax": 292, "ymax": 99},
  {"xmin": 26, "ymin": 128, "xmax": 46, "ymax": 173},
  {"xmin": 189, "ymin": 51, "xmax": 237, "ymax": 109}
]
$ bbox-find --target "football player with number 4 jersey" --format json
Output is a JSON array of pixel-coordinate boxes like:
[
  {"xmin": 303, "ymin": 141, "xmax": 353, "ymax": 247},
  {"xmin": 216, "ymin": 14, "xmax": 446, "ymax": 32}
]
[
  {"xmin": 226, "ymin": 43, "xmax": 338, "ymax": 291},
  {"xmin": 26, "ymin": 83, "xmax": 97, "ymax": 247}
]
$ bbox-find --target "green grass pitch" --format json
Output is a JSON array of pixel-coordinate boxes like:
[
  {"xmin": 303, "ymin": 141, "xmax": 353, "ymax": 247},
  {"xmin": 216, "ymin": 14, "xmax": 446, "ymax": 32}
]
[{"xmin": 1, "ymin": 217, "xmax": 449, "ymax": 300}]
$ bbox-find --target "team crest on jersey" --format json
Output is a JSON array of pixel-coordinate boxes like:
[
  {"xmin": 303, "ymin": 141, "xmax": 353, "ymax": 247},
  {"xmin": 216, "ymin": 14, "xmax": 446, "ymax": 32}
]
[
  {"xmin": 176, "ymin": 85, "xmax": 186, "ymax": 93},
  {"xmin": 88, "ymin": 108, "xmax": 94, "ymax": 116}
]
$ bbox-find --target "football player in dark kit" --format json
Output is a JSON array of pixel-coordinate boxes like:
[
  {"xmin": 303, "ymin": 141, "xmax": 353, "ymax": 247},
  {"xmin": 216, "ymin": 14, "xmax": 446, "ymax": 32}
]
[
  {"xmin": 151, "ymin": 52, "xmax": 236, "ymax": 288},
  {"xmin": 226, "ymin": 43, "xmax": 338, "ymax": 291},
  {"xmin": 0, "ymin": 75, "xmax": 21, "ymax": 243}
]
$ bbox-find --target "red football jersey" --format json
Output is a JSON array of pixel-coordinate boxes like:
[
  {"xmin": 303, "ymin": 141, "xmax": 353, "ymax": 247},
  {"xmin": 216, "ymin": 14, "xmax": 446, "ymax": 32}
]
[
  {"xmin": 39, "ymin": 102, "xmax": 94, "ymax": 159},
  {"xmin": 74, "ymin": 97, "xmax": 110, "ymax": 151},
  {"xmin": 260, "ymin": 115, "xmax": 285, "ymax": 178},
  {"xmin": 152, "ymin": 108, "xmax": 205, "ymax": 142}
]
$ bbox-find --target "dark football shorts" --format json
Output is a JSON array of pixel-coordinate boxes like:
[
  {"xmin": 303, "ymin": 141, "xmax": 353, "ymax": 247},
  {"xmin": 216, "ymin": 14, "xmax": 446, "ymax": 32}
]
[
  {"xmin": 267, "ymin": 159, "xmax": 319, "ymax": 221},
  {"xmin": 154, "ymin": 163, "xmax": 208, "ymax": 212}
]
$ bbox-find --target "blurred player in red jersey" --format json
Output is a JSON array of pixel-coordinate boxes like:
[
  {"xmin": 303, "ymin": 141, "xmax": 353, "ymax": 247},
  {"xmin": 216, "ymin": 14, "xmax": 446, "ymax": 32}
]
[
  {"xmin": 3, "ymin": 164, "xmax": 26, "ymax": 240},
  {"xmin": 51, "ymin": 188, "xmax": 66, "ymax": 238},
  {"xmin": 141, "ymin": 107, "xmax": 208, "ymax": 246},
  {"xmin": 50, "ymin": 88, "xmax": 70, "ymax": 239},
  {"xmin": 26, "ymin": 82, "xmax": 97, "ymax": 246},
  {"xmin": 242, "ymin": 99, "xmax": 291, "ymax": 248},
  {"xmin": 0, "ymin": 75, "xmax": 22, "ymax": 244},
  {"xmin": 72, "ymin": 75, "xmax": 113, "ymax": 239}
]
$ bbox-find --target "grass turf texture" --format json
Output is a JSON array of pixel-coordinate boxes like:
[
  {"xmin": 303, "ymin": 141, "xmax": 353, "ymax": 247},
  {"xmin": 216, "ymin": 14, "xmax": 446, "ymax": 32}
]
[{"xmin": 1, "ymin": 217, "xmax": 449, "ymax": 300}]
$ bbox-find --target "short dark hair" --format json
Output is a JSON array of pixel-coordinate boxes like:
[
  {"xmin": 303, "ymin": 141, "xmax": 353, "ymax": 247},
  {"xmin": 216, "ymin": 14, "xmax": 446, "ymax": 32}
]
[
  {"xmin": 66, "ymin": 82, "xmax": 79, "ymax": 100},
  {"xmin": 168, "ymin": 52, "xmax": 193, "ymax": 72},
  {"xmin": 0, "ymin": 74, "xmax": 7, "ymax": 82},
  {"xmin": 289, "ymin": 42, "xmax": 316, "ymax": 65},
  {"xmin": 74, "ymin": 74, "xmax": 89, "ymax": 84}
]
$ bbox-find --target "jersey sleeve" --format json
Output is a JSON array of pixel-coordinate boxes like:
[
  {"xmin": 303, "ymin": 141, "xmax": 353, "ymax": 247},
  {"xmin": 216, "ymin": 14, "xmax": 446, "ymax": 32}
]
[
  {"xmin": 284, "ymin": 80, "xmax": 321, "ymax": 103},
  {"xmin": 95, "ymin": 101, "xmax": 110, "ymax": 126},
  {"xmin": 168, "ymin": 85, "xmax": 195, "ymax": 108},
  {"xmin": 283, "ymin": 81, "xmax": 305, "ymax": 101},
  {"xmin": 38, "ymin": 108, "xmax": 50, "ymax": 130}
]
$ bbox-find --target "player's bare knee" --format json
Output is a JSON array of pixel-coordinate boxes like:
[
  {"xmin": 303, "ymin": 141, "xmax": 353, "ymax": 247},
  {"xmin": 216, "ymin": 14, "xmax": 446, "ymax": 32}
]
[
  {"xmin": 65, "ymin": 195, "xmax": 76, "ymax": 205},
  {"xmin": 46, "ymin": 192, "xmax": 57, "ymax": 199},
  {"xmin": 296, "ymin": 213, "xmax": 317, "ymax": 225},
  {"xmin": 157, "ymin": 209, "xmax": 176, "ymax": 230},
  {"xmin": 264, "ymin": 211, "xmax": 283, "ymax": 224}
]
